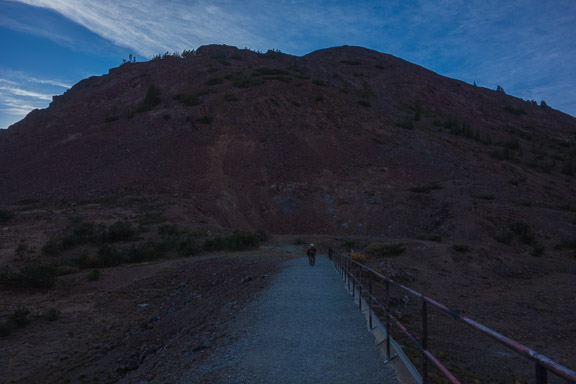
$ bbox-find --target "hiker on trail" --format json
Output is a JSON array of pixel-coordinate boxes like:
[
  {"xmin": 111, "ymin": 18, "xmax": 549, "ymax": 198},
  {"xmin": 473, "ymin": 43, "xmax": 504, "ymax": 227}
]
[{"xmin": 307, "ymin": 243, "xmax": 317, "ymax": 266}]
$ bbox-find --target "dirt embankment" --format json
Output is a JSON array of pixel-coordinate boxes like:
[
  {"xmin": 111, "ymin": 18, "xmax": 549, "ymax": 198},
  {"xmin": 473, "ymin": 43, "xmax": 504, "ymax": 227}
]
[{"xmin": 0, "ymin": 251, "xmax": 284, "ymax": 384}]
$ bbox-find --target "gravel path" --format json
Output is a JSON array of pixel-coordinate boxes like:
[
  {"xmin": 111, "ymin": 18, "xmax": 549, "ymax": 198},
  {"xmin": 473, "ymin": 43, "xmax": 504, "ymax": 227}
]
[{"xmin": 180, "ymin": 254, "xmax": 400, "ymax": 383}]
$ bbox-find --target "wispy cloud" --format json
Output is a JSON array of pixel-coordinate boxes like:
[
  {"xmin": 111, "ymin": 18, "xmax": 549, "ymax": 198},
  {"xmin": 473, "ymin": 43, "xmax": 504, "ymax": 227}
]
[
  {"xmin": 0, "ymin": 86, "xmax": 53, "ymax": 100},
  {"xmin": 0, "ymin": 70, "xmax": 70, "ymax": 128}
]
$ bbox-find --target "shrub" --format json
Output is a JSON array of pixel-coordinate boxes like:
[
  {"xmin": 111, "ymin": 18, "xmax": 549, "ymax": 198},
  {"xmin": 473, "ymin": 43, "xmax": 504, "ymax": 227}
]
[
  {"xmin": 227, "ymin": 72, "xmax": 263, "ymax": 88},
  {"xmin": 174, "ymin": 93, "xmax": 202, "ymax": 106},
  {"xmin": 508, "ymin": 221, "xmax": 535, "ymax": 245},
  {"xmin": 224, "ymin": 94, "xmax": 239, "ymax": 101},
  {"xmin": 137, "ymin": 84, "xmax": 161, "ymax": 112},
  {"xmin": 87, "ymin": 269, "xmax": 101, "ymax": 281},
  {"xmin": 158, "ymin": 224, "xmax": 183, "ymax": 237},
  {"xmin": 97, "ymin": 245, "xmax": 124, "ymax": 267},
  {"xmin": 504, "ymin": 105, "xmax": 527, "ymax": 116},
  {"xmin": 452, "ymin": 244, "xmax": 470, "ymax": 253},
  {"xmin": 9, "ymin": 307, "xmax": 30, "ymax": 327},
  {"xmin": 342, "ymin": 240, "xmax": 356, "ymax": 250},
  {"xmin": 0, "ymin": 322, "xmax": 11, "ymax": 337},
  {"xmin": 197, "ymin": 115, "xmax": 214, "ymax": 124},
  {"xmin": 395, "ymin": 120, "xmax": 414, "ymax": 129},
  {"xmin": 410, "ymin": 183, "xmax": 442, "ymax": 193},
  {"xmin": 127, "ymin": 241, "xmax": 162, "ymax": 263},
  {"xmin": 179, "ymin": 237, "xmax": 200, "ymax": 257},
  {"xmin": 226, "ymin": 230, "xmax": 261, "ymax": 251},
  {"xmin": 474, "ymin": 194, "xmax": 495, "ymax": 200},
  {"xmin": 8, "ymin": 264, "xmax": 59, "ymax": 288},
  {"xmin": 416, "ymin": 234, "xmax": 442, "ymax": 242},
  {"xmin": 494, "ymin": 227, "xmax": 513, "ymax": 244},
  {"xmin": 532, "ymin": 245, "xmax": 545, "ymax": 257},
  {"xmin": 45, "ymin": 308, "xmax": 61, "ymax": 321},
  {"xmin": 554, "ymin": 239, "xmax": 576, "ymax": 250},
  {"xmin": 56, "ymin": 265, "xmax": 79, "ymax": 275},
  {"xmin": 365, "ymin": 242, "xmax": 405, "ymax": 257},
  {"xmin": 15, "ymin": 241, "xmax": 28, "ymax": 259},
  {"xmin": 350, "ymin": 252, "xmax": 367, "ymax": 264},
  {"xmin": 206, "ymin": 77, "xmax": 225, "ymax": 85},
  {"xmin": 79, "ymin": 253, "xmax": 100, "ymax": 268},
  {"xmin": 312, "ymin": 79, "xmax": 327, "ymax": 86},
  {"xmin": 174, "ymin": 88, "xmax": 216, "ymax": 106},
  {"xmin": 0, "ymin": 209, "xmax": 14, "ymax": 222},
  {"xmin": 42, "ymin": 237, "xmax": 61, "ymax": 256},
  {"xmin": 203, "ymin": 237, "xmax": 226, "ymax": 252},
  {"xmin": 358, "ymin": 100, "xmax": 371, "ymax": 107},
  {"xmin": 103, "ymin": 221, "xmax": 137, "ymax": 243},
  {"xmin": 252, "ymin": 68, "xmax": 289, "ymax": 76},
  {"xmin": 341, "ymin": 60, "xmax": 362, "ymax": 65}
]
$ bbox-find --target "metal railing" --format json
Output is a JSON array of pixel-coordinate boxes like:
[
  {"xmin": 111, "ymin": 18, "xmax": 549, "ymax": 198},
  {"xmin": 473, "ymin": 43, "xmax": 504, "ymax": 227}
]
[{"xmin": 329, "ymin": 248, "xmax": 576, "ymax": 384}]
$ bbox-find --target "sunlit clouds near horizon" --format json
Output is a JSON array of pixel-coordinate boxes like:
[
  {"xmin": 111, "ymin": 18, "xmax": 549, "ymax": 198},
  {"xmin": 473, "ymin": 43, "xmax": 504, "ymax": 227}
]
[{"xmin": 1, "ymin": 0, "xmax": 575, "ymax": 128}]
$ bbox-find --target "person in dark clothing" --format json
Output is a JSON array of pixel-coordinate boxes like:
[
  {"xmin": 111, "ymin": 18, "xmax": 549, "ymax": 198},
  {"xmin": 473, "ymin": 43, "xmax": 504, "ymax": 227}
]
[{"xmin": 307, "ymin": 243, "xmax": 317, "ymax": 266}]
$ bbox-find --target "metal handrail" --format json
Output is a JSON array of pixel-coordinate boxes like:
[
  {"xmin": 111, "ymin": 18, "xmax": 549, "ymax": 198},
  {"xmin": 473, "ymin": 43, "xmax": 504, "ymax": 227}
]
[{"xmin": 329, "ymin": 248, "xmax": 576, "ymax": 384}]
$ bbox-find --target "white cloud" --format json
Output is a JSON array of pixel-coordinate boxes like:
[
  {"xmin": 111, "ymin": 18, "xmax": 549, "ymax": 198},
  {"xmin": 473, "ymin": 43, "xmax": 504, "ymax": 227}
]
[
  {"xmin": 8, "ymin": 0, "xmax": 271, "ymax": 57},
  {"xmin": 0, "ymin": 86, "xmax": 53, "ymax": 100},
  {"xmin": 0, "ymin": 70, "xmax": 70, "ymax": 127}
]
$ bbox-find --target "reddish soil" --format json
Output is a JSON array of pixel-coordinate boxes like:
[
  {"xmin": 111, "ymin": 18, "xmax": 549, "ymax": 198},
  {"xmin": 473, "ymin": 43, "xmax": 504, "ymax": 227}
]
[
  {"xmin": 0, "ymin": 44, "xmax": 575, "ymax": 383},
  {"xmin": 0, "ymin": 250, "xmax": 283, "ymax": 384}
]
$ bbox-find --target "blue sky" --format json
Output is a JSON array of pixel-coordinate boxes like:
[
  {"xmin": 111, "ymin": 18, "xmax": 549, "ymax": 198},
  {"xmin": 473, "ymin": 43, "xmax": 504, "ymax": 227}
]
[{"xmin": 1, "ymin": 0, "xmax": 575, "ymax": 129}]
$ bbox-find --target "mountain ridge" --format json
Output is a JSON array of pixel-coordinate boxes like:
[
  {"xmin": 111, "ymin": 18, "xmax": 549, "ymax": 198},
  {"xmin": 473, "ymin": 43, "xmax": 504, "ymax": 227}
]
[{"xmin": 1, "ymin": 44, "xmax": 575, "ymax": 239}]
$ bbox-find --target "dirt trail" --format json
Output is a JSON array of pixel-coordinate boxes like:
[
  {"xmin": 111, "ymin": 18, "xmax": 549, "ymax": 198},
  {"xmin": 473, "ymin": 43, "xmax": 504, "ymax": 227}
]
[{"xmin": 180, "ymin": 254, "xmax": 400, "ymax": 383}]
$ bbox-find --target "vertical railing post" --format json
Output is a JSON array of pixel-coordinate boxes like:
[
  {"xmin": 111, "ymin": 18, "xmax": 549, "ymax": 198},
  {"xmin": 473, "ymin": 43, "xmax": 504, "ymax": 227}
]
[
  {"xmin": 352, "ymin": 263, "xmax": 356, "ymax": 299},
  {"xmin": 358, "ymin": 267, "xmax": 363, "ymax": 311},
  {"xmin": 347, "ymin": 258, "xmax": 351, "ymax": 292},
  {"xmin": 422, "ymin": 299, "xmax": 428, "ymax": 384},
  {"xmin": 535, "ymin": 363, "xmax": 547, "ymax": 384},
  {"xmin": 386, "ymin": 281, "xmax": 391, "ymax": 359},
  {"xmin": 369, "ymin": 272, "xmax": 373, "ymax": 329}
]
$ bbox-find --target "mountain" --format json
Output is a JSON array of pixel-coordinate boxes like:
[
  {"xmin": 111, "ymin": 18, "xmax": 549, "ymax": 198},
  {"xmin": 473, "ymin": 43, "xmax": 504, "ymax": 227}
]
[{"xmin": 1, "ymin": 44, "xmax": 575, "ymax": 240}]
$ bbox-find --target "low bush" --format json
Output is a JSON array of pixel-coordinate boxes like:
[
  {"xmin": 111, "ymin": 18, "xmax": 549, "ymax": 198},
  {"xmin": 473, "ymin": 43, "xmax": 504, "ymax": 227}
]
[
  {"xmin": 252, "ymin": 67, "xmax": 289, "ymax": 76},
  {"xmin": 137, "ymin": 84, "xmax": 161, "ymax": 112},
  {"xmin": 416, "ymin": 234, "xmax": 442, "ymax": 242},
  {"xmin": 410, "ymin": 183, "xmax": 442, "ymax": 193},
  {"xmin": 226, "ymin": 72, "xmax": 264, "ymax": 88},
  {"xmin": 395, "ymin": 120, "xmax": 414, "ymax": 129},
  {"xmin": 531, "ymin": 245, "xmax": 545, "ymax": 257},
  {"xmin": 0, "ymin": 322, "xmax": 11, "ymax": 337},
  {"xmin": 87, "ymin": 269, "xmax": 101, "ymax": 281},
  {"xmin": 9, "ymin": 307, "xmax": 30, "ymax": 328},
  {"xmin": 474, "ymin": 194, "xmax": 495, "ymax": 200},
  {"xmin": 495, "ymin": 221, "xmax": 536, "ymax": 245},
  {"xmin": 203, "ymin": 230, "xmax": 268, "ymax": 252},
  {"xmin": 452, "ymin": 244, "xmax": 470, "ymax": 253},
  {"xmin": 1, "ymin": 264, "xmax": 58, "ymax": 288},
  {"xmin": 350, "ymin": 252, "xmax": 367, "ymax": 264},
  {"xmin": 494, "ymin": 227, "xmax": 513, "ymax": 244},
  {"xmin": 365, "ymin": 242, "xmax": 405, "ymax": 257},
  {"xmin": 179, "ymin": 237, "xmax": 200, "ymax": 257},
  {"xmin": 508, "ymin": 221, "xmax": 535, "ymax": 245},
  {"xmin": 224, "ymin": 94, "xmax": 239, "ymax": 101},
  {"xmin": 197, "ymin": 115, "xmax": 214, "ymax": 124},
  {"xmin": 206, "ymin": 77, "xmax": 225, "ymax": 85},
  {"xmin": 0, "ymin": 209, "xmax": 14, "ymax": 222},
  {"xmin": 103, "ymin": 221, "xmax": 137, "ymax": 243},
  {"xmin": 45, "ymin": 308, "xmax": 61, "ymax": 321}
]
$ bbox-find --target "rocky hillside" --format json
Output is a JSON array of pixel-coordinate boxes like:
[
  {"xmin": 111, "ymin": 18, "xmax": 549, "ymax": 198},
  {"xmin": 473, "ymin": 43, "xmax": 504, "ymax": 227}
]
[{"xmin": 1, "ymin": 44, "xmax": 575, "ymax": 241}]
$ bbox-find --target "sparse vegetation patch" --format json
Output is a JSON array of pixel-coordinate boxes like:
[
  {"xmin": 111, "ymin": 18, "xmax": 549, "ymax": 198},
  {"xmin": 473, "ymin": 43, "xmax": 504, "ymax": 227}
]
[
  {"xmin": 409, "ymin": 183, "xmax": 442, "ymax": 193},
  {"xmin": 365, "ymin": 242, "xmax": 406, "ymax": 257}
]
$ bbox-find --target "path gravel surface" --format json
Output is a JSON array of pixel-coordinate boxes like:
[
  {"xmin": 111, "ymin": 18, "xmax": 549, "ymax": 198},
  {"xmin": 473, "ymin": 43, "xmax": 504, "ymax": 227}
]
[{"xmin": 181, "ymin": 254, "xmax": 400, "ymax": 383}]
